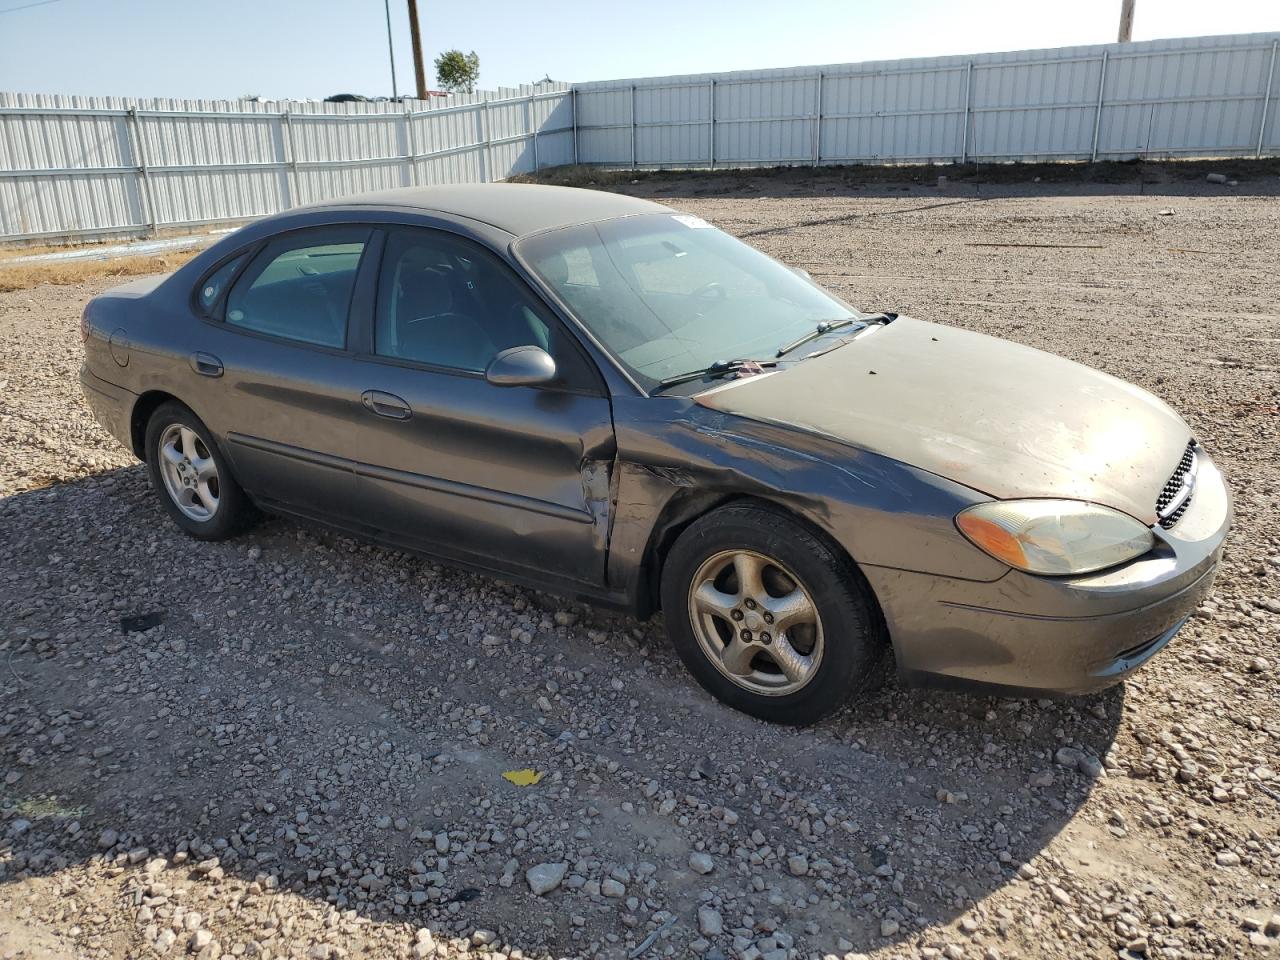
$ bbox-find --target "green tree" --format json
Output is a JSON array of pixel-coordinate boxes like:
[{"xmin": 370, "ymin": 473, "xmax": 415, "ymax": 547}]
[{"xmin": 434, "ymin": 50, "xmax": 480, "ymax": 94}]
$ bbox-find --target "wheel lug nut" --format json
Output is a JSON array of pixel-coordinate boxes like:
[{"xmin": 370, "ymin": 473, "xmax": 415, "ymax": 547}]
[
  {"xmin": 744, "ymin": 598, "xmax": 757, "ymax": 610},
  {"xmin": 763, "ymin": 612, "xmax": 774, "ymax": 624},
  {"xmin": 730, "ymin": 610, "xmax": 744, "ymax": 621},
  {"xmin": 760, "ymin": 632, "xmax": 772, "ymax": 645},
  {"xmin": 740, "ymin": 630, "xmax": 752, "ymax": 641}
]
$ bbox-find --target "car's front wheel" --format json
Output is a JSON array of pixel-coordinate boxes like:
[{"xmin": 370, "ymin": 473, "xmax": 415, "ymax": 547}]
[
  {"xmin": 144, "ymin": 401, "xmax": 257, "ymax": 541},
  {"xmin": 660, "ymin": 503, "xmax": 885, "ymax": 725}
]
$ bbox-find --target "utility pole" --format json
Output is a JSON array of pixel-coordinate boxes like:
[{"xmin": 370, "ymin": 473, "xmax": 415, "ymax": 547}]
[
  {"xmin": 1117, "ymin": 0, "xmax": 1135, "ymax": 43},
  {"xmin": 407, "ymin": 0, "xmax": 428, "ymax": 101},
  {"xmin": 383, "ymin": 0, "xmax": 398, "ymax": 99}
]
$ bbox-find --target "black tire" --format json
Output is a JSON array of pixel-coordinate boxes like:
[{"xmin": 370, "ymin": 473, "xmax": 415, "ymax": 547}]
[
  {"xmin": 144, "ymin": 401, "xmax": 258, "ymax": 541},
  {"xmin": 660, "ymin": 502, "xmax": 886, "ymax": 725}
]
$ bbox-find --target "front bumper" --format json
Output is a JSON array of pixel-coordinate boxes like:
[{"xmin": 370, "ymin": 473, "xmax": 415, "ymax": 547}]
[{"xmin": 862, "ymin": 451, "xmax": 1231, "ymax": 696}]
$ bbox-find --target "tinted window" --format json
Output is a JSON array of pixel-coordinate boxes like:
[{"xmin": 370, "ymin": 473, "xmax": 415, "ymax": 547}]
[
  {"xmin": 375, "ymin": 227, "xmax": 592, "ymax": 388},
  {"xmin": 224, "ymin": 227, "xmax": 370, "ymax": 348},
  {"xmin": 196, "ymin": 253, "xmax": 246, "ymax": 314}
]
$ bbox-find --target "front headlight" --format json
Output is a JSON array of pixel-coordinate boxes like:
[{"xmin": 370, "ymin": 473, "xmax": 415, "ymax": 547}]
[{"xmin": 956, "ymin": 499, "xmax": 1155, "ymax": 575}]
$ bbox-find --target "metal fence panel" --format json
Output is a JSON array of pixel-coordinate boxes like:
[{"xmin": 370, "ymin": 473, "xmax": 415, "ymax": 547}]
[
  {"xmin": 5, "ymin": 33, "xmax": 1280, "ymax": 243},
  {"xmin": 574, "ymin": 31, "xmax": 1280, "ymax": 168},
  {"xmin": 0, "ymin": 83, "xmax": 570, "ymax": 242}
]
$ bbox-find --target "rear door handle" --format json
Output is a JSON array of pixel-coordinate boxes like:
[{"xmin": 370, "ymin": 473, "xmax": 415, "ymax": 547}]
[
  {"xmin": 361, "ymin": 390, "xmax": 412, "ymax": 420},
  {"xmin": 190, "ymin": 352, "xmax": 223, "ymax": 377}
]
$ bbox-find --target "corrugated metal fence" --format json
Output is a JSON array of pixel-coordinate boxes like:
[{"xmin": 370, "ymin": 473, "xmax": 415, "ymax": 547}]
[
  {"xmin": 573, "ymin": 32, "xmax": 1280, "ymax": 168},
  {"xmin": 0, "ymin": 83, "xmax": 573, "ymax": 242},
  {"xmin": 4, "ymin": 32, "xmax": 1280, "ymax": 243}
]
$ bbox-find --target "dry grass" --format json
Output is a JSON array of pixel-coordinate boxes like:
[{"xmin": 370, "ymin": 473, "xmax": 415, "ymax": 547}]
[
  {"xmin": 517, "ymin": 157, "xmax": 1280, "ymax": 192},
  {"xmin": 508, "ymin": 164, "xmax": 650, "ymax": 188},
  {"xmin": 0, "ymin": 251, "xmax": 199, "ymax": 294}
]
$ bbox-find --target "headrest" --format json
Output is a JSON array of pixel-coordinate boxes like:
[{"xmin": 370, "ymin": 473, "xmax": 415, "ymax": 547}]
[{"xmin": 398, "ymin": 266, "xmax": 452, "ymax": 314}]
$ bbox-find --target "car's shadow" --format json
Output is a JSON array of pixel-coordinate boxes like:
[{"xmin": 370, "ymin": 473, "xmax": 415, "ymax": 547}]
[{"xmin": 1, "ymin": 465, "xmax": 1123, "ymax": 956}]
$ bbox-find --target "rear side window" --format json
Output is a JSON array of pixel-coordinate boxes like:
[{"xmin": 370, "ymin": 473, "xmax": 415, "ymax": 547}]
[
  {"xmin": 223, "ymin": 227, "xmax": 370, "ymax": 348},
  {"xmin": 196, "ymin": 253, "xmax": 247, "ymax": 314}
]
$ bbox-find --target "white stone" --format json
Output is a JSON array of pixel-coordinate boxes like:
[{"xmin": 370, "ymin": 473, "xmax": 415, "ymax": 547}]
[{"xmin": 526, "ymin": 862, "xmax": 568, "ymax": 895}]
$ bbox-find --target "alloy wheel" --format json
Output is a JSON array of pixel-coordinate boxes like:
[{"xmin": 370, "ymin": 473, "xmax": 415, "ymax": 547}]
[
  {"xmin": 157, "ymin": 423, "xmax": 220, "ymax": 522},
  {"xmin": 687, "ymin": 549, "xmax": 824, "ymax": 696}
]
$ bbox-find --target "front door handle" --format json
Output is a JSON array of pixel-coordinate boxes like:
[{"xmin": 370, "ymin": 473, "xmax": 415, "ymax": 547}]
[
  {"xmin": 190, "ymin": 352, "xmax": 223, "ymax": 377},
  {"xmin": 361, "ymin": 390, "xmax": 412, "ymax": 420}
]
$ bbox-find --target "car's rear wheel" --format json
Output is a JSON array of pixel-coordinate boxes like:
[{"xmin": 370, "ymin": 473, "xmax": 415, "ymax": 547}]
[
  {"xmin": 660, "ymin": 503, "xmax": 885, "ymax": 725},
  {"xmin": 145, "ymin": 402, "xmax": 257, "ymax": 541}
]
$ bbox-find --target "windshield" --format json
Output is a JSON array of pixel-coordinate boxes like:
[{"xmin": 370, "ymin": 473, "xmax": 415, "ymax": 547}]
[{"xmin": 515, "ymin": 213, "xmax": 862, "ymax": 390}]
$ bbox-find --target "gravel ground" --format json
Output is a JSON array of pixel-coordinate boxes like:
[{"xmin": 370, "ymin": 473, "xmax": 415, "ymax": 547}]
[{"xmin": 2, "ymin": 170, "xmax": 1279, "ymax": 960}]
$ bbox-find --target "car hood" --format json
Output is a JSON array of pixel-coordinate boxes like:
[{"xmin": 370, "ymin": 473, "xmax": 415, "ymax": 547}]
[{"xmin": 695, "ymin": 316, "xmax": 1190, "ymax": 523}]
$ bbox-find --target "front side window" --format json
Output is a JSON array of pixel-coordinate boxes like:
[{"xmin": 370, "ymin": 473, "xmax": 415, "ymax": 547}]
[
  {"xmin": 374, "ymin": 227, "xmax": 592, "ymax": 388},
  {"xmin": 516, "ymin": 213, "xmax": 862, "ymax": 389},
  {"xmin": 223, "ymin": 227, "xmax": 370, "ymax": 348}
]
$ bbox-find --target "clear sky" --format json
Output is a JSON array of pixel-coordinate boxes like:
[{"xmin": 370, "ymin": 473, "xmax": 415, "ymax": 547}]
[{"xmin": 0, "ymin": 0, "xmax": 1276, "ymax": 100}]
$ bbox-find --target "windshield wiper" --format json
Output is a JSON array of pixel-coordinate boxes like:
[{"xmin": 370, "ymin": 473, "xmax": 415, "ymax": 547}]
[
  {"xmin": 775, "ymin": 313, "xmax": 895, "ymax": 359},
  {"xmin": 775, "ymin": 318, "xmax": 859, "ymax": 358},
  {"xmin": 656, "ymin": 358, "xmax": 777, "ymax": 389}
]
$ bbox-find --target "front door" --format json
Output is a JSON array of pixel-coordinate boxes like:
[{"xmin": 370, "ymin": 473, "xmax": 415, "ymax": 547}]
[{"xmin": 350, "ymin": 226, "xmax": 615, "ymax": 586}]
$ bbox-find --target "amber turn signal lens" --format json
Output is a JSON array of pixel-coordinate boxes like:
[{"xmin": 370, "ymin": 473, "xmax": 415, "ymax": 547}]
[{"xmin": 956, "ymin": 512, "xmax": 1028, "ymax": 569}]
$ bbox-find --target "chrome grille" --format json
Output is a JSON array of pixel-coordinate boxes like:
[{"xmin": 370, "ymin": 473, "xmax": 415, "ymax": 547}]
[{"xmin": 1155, "ymin": 440, "xmax": 1198, "ymax": 529}]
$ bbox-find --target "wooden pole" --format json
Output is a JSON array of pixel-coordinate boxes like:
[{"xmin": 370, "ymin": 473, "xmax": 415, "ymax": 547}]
[
  {"xmin": 1117, "ymin": 0, "xmax": 1135, "ymax": 43},
  {"xmin": 407, "ymin": 0, "xmax": 428, "ymax": 101}
]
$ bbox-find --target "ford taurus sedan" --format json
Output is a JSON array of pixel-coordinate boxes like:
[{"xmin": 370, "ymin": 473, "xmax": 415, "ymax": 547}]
[{"xmin": 80, "ymin": 184, "xmax": 1230, "ymax": 724}]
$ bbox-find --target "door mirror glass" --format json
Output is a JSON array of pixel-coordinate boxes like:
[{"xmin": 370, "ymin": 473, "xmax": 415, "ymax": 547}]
[{"xmin": 485, "ymin": 345, "xmax": 557, "ymax": 387}]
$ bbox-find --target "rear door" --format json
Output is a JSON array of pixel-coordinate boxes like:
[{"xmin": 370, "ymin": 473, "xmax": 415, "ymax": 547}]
[
  {"xmin": 186, "ymin": 225, "xmax": 374, "ymax": 521},
  {"xmin": 348, "ymin": 226, "xmax": 615, "ymax": 586}
]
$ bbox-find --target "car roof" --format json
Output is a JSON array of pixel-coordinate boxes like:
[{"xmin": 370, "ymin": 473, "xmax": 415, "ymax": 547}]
[{"xmin": 310, "ymin": 183, "xmax": 670, "ymax": 237}]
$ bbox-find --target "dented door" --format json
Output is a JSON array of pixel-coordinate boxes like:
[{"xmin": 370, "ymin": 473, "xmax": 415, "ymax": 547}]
[{"xmin": 349, "ymin": 358, "xmax": 615, "ymax": 586}]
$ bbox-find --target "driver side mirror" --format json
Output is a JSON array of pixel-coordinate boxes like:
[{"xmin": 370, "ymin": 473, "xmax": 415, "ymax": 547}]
[{"xmin": 485, "ymin": 345, "xmax": 557, "ymax": 387}]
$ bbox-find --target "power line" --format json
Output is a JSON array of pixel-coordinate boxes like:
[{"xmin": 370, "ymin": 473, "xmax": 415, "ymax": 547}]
[{"xmin": 0, "ymin": 0, "xmax": 70, "ymax": 15}]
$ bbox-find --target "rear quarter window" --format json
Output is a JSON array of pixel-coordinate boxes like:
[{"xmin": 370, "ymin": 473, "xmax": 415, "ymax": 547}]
[{"xmin": 196, "ymin": 253, "xmax": 248, "ymax": 314}]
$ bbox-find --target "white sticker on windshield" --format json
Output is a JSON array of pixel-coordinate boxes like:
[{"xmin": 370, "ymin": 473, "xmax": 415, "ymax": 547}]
[{"xmin": 671, "ymin": 214, "xmax": 712, "ymax": 229}]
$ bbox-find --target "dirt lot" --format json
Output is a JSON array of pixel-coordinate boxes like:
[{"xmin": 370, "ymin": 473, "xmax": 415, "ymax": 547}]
[{"xmin": 2, "ymin": 168, "xmax": 1279, "ymax": 960}]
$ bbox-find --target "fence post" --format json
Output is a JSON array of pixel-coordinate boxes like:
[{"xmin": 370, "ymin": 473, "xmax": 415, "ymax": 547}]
[
  {"xmin": 627, "ymin": 84, "xmax": 637, "ymax": 168},
  {"xmin": 709, "ymin": 79, "xmax": 716, "ymax": 170},
  {"xmin": 283, "ymin": 108, "xmax": 300, "ymax": 207},
  {"xmin": 1091, "ymin": 50, "xmax": 1109, "ymax": 162},
  {"xmin": 572, "ymin": 88, "xmax": 579, "ymax": 165},
  {"xmin": 404, "ymin": 108, "xmax": 418, "ymax": 185},
  {"xmin": 530, "ymin": 96, "xmax": 539, "ymax": 172},
  {"xmin": 812, "ymin": 73, "xmax": 823, "ymax": 167},
  {"xmin": 630, "ymin": 84, "xmax": 637, "ymax": 170},
  {"xmin": 127, "ymin": 108, "xmax": 157, "ymax": 237},
  {"xmin": 960, "ymin": 62, "xmax": 973, "ymax": 163},
  {"xmin": 481, "ymin": 98, "xmax": 492, "ymax": 181},
  {"xmin": 1257, "ymin": 39, "xmax": 1278, "ymax": 159}
]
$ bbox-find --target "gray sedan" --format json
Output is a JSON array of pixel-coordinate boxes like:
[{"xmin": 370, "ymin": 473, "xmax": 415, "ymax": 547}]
[{"xmin": 80, "ymin": 184, "xmax": 1230, "ymax": 724}]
